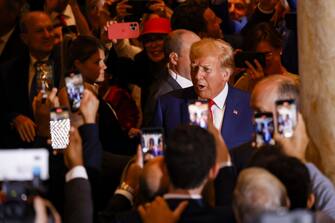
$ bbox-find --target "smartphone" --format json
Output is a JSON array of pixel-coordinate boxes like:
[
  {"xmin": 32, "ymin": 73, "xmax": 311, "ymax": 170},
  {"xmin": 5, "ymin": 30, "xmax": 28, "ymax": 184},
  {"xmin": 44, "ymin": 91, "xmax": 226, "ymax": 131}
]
[
  {"xmin": 234, "ymin": 51, "xmax": 266, "ymax": 68},
  {"xmin": 276, "ymin": 99, "xmax": 297, "ymax": 138},
  {"xmin": 141, "ymin": 128, "xmax": 164, "ymax": 162},
  {"xmin": 35, "ymin": 61, "xmax": 54, "ymax": 101},
  {"xmin": 50, "ymin": 107, "xmax": 71, "ymax": 149},
  {"xmin": 254, "ymin": 112, "xmax": 275, "ymax": 148},
  {"xmin": 107, "ymin": 22, "xmax": 140, "ymax": 40},
  {"xmin": 65, "ymin": 73, "xmax": 84, "ymax": 112},
  {"xmin": 0, "ymin": 149, "xmax": 49, "ymax": 181},
  {"xmin": 188, "ymin": 100, "xmax": 209, "ymax": 129}
]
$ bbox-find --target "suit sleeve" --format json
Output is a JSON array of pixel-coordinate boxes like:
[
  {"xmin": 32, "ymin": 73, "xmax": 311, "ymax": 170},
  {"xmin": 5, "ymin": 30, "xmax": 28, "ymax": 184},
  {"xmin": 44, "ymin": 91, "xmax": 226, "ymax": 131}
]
[
  {"xmin": 64, "ymin": 178, "xmax": 93, "ymax": 223},
  {"xmin": 214, "ymin": 166, "xmax": 237, "ymax": 207},
  {"xmin": 151, "ymin": 96, "xmax": 164, "ymax": 127}
]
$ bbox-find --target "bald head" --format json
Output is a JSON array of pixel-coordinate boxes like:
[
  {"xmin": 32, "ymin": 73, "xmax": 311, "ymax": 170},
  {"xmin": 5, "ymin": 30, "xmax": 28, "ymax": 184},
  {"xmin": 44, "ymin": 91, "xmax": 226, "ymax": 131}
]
[
  {"xmin": 166, "ymin": 29, "xmax": 200, "ymax": 79},
  {"xmin": 20, "ymin": 11, "xmax": 54, "ymax": 59},
  {"xmin": 233, "ymin": 167, "xmax": 289, "ymax": 223},
  {"xmin": 251, "ymin": 75, "xmax": 300, "ymax": 113}
]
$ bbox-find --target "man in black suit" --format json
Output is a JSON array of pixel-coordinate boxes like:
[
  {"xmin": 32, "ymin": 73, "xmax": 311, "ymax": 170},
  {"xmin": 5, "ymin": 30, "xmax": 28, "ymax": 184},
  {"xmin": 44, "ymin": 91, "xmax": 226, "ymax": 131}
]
[
  {"xmin": 0, "ymin": 11, "xmax": 61, "ymax": 148},
  {"xmin": 142, "ymin": 29, "xmax": 200, "ymax": 126},
  {"xmin": 99, "ymin": 125, "xmax": 234, "ymax": 223},
  {"xmin": 0, "ymin": 0, "xmax": 26, "ymax": 64}
]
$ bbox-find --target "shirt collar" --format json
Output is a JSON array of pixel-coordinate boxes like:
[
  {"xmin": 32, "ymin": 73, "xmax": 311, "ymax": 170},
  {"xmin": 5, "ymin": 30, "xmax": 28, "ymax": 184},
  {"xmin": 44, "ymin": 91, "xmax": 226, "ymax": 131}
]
[
  {"xmin": 163, "ymin": 193, "xmax": 202, "ymax": 200},
  {"xmin": 212, "ymin": 83, "xmax": 228, "ymax": 109},
  {"xmin": 29, "ymin": 54, "xmax": 50, "ymax": 65},
  {"xmin": 168, "ymin": 68, "xmax": 193, "ymax": 89}
]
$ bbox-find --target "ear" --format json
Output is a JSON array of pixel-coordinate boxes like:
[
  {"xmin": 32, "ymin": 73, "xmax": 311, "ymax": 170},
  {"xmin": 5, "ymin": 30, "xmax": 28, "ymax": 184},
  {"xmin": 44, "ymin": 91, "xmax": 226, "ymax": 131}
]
[
  {"xmin": 221, "ymin": 69, "xmax": 231, "ymax": 82},
  {"xmin": 208, "ymin": 163, "xmax": 220, "ymax": 181},
  {"xmin": 307, "ymin": 193, "xmax": 315, "ymax": 209},
  {"xmin": 169, "ymin": 52, "xmax": 179, "ymax": 66}
]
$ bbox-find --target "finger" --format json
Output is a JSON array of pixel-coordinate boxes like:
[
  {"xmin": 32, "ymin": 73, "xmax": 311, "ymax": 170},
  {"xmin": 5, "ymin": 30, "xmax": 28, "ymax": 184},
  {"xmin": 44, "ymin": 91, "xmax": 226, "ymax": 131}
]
[
  {"xmin": 245, "ymin": 61, "xmax": 257, "ymax": 73},
  {"xmin": 136, "ymin": 144, "xmax": 144, "ymax": 167},
  {"xmin": 17, "ymin": 127, "xmax": 29, "ymax": 142},
  {"xmin": 173, "ymin": 200, "xmax": 188, "ymax": 219},
  {"xmin": 34, "ymin": 197, "xmax": 48, "ymax": 223},
  {"xmin": 44, "ymin": 199, "xmax": 62, "ymax": 223},
  {"xmin": 48, "ymin": 88, "xmax": 59, "ymax": 107},
  {"xmin": 24, "ymin": 122, "xmax": 35, "ymax": 142},
  {"xmin": 254, "ymin": 59, "xmax": 263, "ymax": 71},
  {"xmin": 138, "ymin": 205, "xmax": 146, "ymax": 217}
]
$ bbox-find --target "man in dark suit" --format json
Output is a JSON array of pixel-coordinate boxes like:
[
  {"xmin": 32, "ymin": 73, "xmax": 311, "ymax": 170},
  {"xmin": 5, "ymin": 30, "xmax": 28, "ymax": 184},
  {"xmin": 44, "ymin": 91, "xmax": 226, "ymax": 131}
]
[
  {"xmin": 143, "ymin": 29, "xmax": 200, "ymax": 126},
  {"xmin": 0, "ymin": 0, "xmax": 26, "ymax": 64},
  {"xmin": 100, "ymin": 125, "xmax": 234, "ymax": 223},
  {"xmin": 0, "ymin": 11, "xmax": 61, "ymax": 148},
  {"xmin": 153, "ymin": 38, "xmax": 253, "ymax": 149}
]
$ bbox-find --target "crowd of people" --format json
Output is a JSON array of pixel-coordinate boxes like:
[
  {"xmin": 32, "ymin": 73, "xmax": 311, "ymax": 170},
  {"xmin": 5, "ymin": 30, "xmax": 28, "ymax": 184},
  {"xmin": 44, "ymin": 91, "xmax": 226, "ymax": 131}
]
[{"xmin": 1, "ymin": 0, "xmax": 334, "ymax": 222}]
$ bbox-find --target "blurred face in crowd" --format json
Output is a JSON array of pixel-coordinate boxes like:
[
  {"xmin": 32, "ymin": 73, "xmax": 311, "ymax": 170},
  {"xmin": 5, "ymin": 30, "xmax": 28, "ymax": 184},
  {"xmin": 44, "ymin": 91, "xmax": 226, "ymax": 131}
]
[
  {"xmin": 203, "ymin": 8, "xmax": 223, "ymax": 39},
  {"xmin": 191, "ymin": 52, "xmax": 229, "ymax": 99},
  {"xmin": 75, "ymin": 49, "xmax": 107, "ymax": 83},
  {"xmin": 171, "ymin": 32, "xmax": 200, "ymax": 79},
  {"xmin": 255, "ymin": 40, "xmax": 282, "ymax": 74},
  {"xmin": 142, "ymin": 34, "xmax": 166, "ymax": 63},
  {"xmin": 21, "ymin": 12, "xmax": 55, "ymax": 59},
  {"xmin": 228, "ymin": 0, "xmax": 248, "ymax": 21},
  {"xmin": 251, "ymin": 79, "xmax": 278, "ymax": 114}
]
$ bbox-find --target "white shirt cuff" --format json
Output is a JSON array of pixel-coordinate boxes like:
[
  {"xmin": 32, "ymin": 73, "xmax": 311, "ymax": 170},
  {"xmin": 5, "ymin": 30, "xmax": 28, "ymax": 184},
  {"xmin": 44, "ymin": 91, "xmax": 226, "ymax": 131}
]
[
  {"xmin": 115, "ymin": 189, "xmax": 134, "ymax": 206},
  {"xmin": 66, "ymin": 166, "xmax": 88, "ymax": 182}
]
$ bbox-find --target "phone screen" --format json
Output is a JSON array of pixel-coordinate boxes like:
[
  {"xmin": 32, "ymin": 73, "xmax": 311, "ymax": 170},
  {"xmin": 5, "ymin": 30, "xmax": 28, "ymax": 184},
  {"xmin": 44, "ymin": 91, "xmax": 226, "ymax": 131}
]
[
  {"xmin": 188, "ymin": 100, "xmax": 209, "ymax": 129},
  {"xmin": 234, "ymin": 51, "xmax": 266, "ymax": 68},
  {"xmin": 141, "ymin": 128, "xmax": 164, "ymax": 162},
  {"xmin": 65, "ymin": 74, "xmax": 84, "ymax": 112},
  {"xmin": 35, "ymin": 61, "xmax": 54, "ymax": 99},
  {"xmin": 276, "ymin": 99, "xmax": 297, "ymax": 138},
  {"xmin": 50, "ymin": 107, "xmax": 71, "ymax": 149},
  {"xmin": 254, "ymin": 112, "xmax": 275, "ymax": 148}
]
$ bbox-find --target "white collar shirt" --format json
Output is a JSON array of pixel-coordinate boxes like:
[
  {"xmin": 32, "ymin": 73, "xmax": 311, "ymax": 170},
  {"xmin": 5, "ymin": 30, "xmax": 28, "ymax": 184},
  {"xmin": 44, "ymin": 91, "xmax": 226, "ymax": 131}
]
[
  {"xmin": 210, "ymin": 83, "xmax": 229, "ymax": 130},
  {"xmin": 168, "ymin": 68, "xmax": 193, "ymax": 89}
]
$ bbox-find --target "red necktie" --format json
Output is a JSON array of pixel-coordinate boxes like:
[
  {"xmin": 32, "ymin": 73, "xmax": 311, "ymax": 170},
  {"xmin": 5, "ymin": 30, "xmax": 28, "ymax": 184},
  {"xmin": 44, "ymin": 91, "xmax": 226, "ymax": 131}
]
[{"xmin": 208, "ymin": 99, "xmax": 215, "ymax": 119}]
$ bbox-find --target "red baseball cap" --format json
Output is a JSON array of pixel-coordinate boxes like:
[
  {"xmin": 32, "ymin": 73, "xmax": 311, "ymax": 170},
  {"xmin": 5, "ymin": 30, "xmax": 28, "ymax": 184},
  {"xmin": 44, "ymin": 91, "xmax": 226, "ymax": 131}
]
[{"xmin": 141, "ymin": 17, "xmax": 171, "ymax": 36}]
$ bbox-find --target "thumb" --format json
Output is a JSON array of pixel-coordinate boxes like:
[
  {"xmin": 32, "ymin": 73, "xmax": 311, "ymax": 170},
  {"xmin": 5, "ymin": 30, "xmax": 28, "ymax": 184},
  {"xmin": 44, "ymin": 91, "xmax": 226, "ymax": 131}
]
[{"xmin": 173, "ymin": 200, "xmax": 188, "ymax": 219}]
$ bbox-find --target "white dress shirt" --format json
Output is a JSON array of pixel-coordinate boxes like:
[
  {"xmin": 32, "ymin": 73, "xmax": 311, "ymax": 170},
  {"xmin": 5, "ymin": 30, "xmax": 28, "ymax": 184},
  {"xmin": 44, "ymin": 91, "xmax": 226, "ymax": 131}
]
[
  {"xmin": 0, "ymin": 28, "xmax": 15, "ymax": 55},
  {"xmin": 164, "ymin": 193, "xmax": 202, "ymax": 200},
  {"xmin": 65, "ymin": 165, "xmax": 88, "ymax": 182},
  {"xmin": 210, "ymin": 83, "xmax": 229, "ymax": 130},
  {"xmin": 168, "ymin": 69, "xmax": 193, "ymax": 89}
]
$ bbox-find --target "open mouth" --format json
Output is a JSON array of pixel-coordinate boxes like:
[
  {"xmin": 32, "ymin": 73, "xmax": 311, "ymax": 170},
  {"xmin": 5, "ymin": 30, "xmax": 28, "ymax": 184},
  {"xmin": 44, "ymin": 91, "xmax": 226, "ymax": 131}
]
[{"xmin": 196, "ymin": 84, "xmax": 206, "ymax": 90}]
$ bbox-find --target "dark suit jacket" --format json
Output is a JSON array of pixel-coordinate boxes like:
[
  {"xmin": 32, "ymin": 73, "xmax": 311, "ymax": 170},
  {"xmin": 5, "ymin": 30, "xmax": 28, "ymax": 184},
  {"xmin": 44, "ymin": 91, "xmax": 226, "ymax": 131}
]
[
  {"xmin": 0, "ymin": 25, "xmax": 26, "ymax": 64},
  {"xmin": 0, "ymin": 49, "xmax": 62, "ymax": 148},
  {"xmin": 65, "ymin": 178, "xmax": 93, "ymax": 223},
  {"xmin": 143, "ymin": 67, "xmax": 182, "ymax": 127},
  {"xmin": 152, "ymin": 86, "xmax": 254, "ymax": 149},
  {"xmin": 102, "ymin": 198, "xmax": 235, "ymax": 223}
]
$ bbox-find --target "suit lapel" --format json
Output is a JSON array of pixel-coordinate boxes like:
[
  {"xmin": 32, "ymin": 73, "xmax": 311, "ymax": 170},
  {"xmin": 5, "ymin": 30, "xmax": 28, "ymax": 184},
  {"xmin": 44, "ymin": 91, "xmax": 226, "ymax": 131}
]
[
  {"xmin": 166, "ymin": 75, "xmax": 182, "ymax": 90},
  {"xmin": 221, "ymin": 86, "xmax": 240, "ymax": 138},
  {"xmin": 181, "ymin": 87, "xmax": 197, "ymax": 124}
]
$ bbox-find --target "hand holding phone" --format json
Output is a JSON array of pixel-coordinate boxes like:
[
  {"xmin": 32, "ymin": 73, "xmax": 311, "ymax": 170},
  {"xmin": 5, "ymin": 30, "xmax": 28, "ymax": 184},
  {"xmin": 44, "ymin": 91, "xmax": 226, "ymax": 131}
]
[
  {"xmin": 50, "ymin": 107, "xmax": 71, "ymax": 149},
  {"xmin": 276, "ymin": 99, "xmax": 297, "ymax": 138},
  {"xmin": 107, "ymin": 22, "xmax": 140, "ymax": 40},
  {"xmin": 141, "ymin": 128, "xmax": 164, "ymax": 162},
  {"xmin": 254, "ymin": 112, "xmax": 275, "ymax": 148},
  {"xmin": 65, "ymin": 73, "xmax": 84, "ymax": 113},
  {"xmin": 234, "ymin": 51, "xmax": 266, "ymax": 68},
  {"xmin": 188, "ymin": 100, "xmax": 209, "ymax": 129}
]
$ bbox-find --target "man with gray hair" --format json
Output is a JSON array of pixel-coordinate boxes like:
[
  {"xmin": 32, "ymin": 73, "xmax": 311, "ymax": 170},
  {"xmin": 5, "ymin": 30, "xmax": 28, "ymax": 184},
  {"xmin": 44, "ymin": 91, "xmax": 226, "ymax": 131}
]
[
  {"xmin": 233, "ymin": 167, "xmax": 290, "ymax": 223},
  {"xmin": 143, "ymin": 29, "xmax": 200, "ymax": 126}
]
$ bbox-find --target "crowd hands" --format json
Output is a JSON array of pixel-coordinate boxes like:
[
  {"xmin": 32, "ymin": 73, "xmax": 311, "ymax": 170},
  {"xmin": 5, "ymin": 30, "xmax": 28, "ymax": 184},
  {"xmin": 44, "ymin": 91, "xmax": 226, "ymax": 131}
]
[{"xmin": 1, "ymin": 0, "xmax": 335, "ymax": 223}]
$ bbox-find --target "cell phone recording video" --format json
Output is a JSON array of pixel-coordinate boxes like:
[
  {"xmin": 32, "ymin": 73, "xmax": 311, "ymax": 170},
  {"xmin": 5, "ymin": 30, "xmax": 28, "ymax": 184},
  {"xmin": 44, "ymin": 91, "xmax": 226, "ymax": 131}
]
[
  {"xmin": 141, "ymin": 128, "xmax": 164, "ymax": 162},
  {"xmin": 234, "ymin": 51, "xmax": 266, "ymax": 68},
  {"xmin": 35, "ymin": 61, "xmax": 54, "ymax": 101},
  {"xmin": 276, "ymin": 99, "xmax": 297, "ymax": 138},
  {"xmin": 50, "ymin": 107, "xmax": 71, "ymax": 150},
  {"xmin": 254, "ymin": 112, "xmax": 275, "ymax": 148},
  {"xmin": 188, "ymin": 100, "xmax": 209, "ymax": 129},
  {"xmin": 107, "ymin": 22, "xmax": 140, "ymax": 40},
  {"xmin": 65, "ymin": 73, "xmax": 84, "ymax": 112}
]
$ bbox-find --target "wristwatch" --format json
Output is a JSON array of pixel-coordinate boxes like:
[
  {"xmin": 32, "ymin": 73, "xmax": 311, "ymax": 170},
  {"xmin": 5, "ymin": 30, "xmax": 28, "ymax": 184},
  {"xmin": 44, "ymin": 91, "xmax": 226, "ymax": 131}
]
[{"xmin": 119, "ymin": 182, "xmax": 135, "ymax": 196}]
